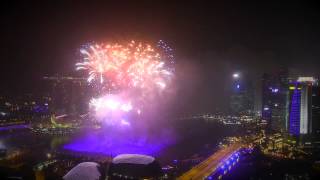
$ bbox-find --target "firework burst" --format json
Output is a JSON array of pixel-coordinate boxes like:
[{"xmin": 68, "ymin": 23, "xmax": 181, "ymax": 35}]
[{"xmin": 76, "ymin": 40, "xmax": 174, "ymax": 125}]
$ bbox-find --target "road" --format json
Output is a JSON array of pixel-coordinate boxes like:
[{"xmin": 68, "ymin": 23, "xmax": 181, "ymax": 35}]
[{"xmin": 178, "ymin": 143, "xmax": 242, "ymax": 180}]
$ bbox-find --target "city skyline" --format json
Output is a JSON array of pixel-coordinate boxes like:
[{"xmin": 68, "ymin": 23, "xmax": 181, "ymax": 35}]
[
  {"xmin": 2, "ymin": 1, "xmax": 320, "ymax": 114},
  {"xmin": 1, "ymin": 2, "xmax": 320, "ymax": 179}
]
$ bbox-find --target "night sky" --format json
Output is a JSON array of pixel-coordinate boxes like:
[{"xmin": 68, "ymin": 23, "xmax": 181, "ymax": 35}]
[{"xmin": 2, "ymin": 1, "xmax": 320, "ymax": 113}]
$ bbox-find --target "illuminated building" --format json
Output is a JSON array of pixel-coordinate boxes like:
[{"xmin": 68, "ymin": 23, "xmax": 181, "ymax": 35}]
[
  {"xmin": 288, "ymin": 83, "xmax": 301, "ymax": 135},
  {"xmin": 0, "ymin": 95, "xmax": 50, "ymax": 127},
  {"xmin": 261, "ymin": 69, "xmax": 288, "ymax": 132},
  {"xmin": 230, "ymin": 72, "xmax": 254, "ymax": 115},
  {"xmin": 287, "ymin": 77, "xmax": 317, "ymax": 135}
]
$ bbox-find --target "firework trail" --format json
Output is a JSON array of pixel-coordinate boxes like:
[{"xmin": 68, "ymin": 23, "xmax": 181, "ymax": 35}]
[{"xmin": 157, "ymin": 40, "xmax": 175, "ymax": 73}]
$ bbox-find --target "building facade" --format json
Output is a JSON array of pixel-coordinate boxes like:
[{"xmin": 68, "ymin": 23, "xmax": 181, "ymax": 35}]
[
  {"xmin": 261, "ymin": 70, "xmax": 288, "ymax": 132},
  {"xmin": 287, "ymin": 77, "xmax": 318, "ymax": 135},
  {"xmin": 230, "ymin": 75, "xmax": 254, "ymax": 115}
]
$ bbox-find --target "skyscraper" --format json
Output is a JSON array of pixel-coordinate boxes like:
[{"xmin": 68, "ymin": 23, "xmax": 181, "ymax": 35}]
[
  {"xmin": 287, "ymin": 77, "xmax": 316, "ymax": 135},
  {"xmin": 288, "ymin": 83, "xmax": 302, "ymax": 135},
  {"xmin": 230, "ymin": 73, "xmax": 254, "ymax": 115},
  {"xmin": 261, "ymin": 69, "xmax": 288, "ymax": 132}
]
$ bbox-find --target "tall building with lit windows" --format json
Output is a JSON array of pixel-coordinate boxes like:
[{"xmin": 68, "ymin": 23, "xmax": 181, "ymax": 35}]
[
  {"xmin": 261, "ymin": 69, "xmax": 288, "ymax": 132},
  {"xmin": 287, "ymin": 77, "xmax": 316, "ymax": 135},
  {"xmin": 230, "ymin": 73, "xmax": 254, "ymax": 115}
]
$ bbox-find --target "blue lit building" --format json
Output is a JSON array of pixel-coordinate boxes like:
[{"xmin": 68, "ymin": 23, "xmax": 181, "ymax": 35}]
[
  {"xmin": 287, "ymin": 77, "xmax": 316, "ymax": 135},
  {"xmin": 288, "ymin": 83, "xmax": 301, "ymax": 135}
]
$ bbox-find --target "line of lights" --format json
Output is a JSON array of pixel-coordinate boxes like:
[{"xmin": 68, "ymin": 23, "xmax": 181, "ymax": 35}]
[{"xmin": 206, "ymin": 147, "xmax": 253, "ymax": 180}]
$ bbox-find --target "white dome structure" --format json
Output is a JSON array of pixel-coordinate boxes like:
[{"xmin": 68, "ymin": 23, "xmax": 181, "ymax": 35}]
[
  {"xmin": 108, "ymin": 154, "xmax": 162, "ymax": 179},
  {"xmin": 63, "ymin": 162, "xmax": 101, "ymax": 180},
  {"xmin": 112, "ymin": 154, "xmax": 155, "ymax": 165}
]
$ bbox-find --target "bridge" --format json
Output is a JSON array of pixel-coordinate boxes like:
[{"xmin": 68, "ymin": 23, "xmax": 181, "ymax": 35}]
[{"xmin": 178, "ymin": 143, "xmax": 243, "ymax": 180}]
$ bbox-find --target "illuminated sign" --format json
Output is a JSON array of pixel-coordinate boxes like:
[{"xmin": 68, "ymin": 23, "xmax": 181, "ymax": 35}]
[{"xmin": 297, "ymin": 77, "xmax": 315, "ymax": 82}]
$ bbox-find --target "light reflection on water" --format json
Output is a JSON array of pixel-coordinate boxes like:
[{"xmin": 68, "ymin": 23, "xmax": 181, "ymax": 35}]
[
  {"xmin": 63, "ymin": 128, "xmax": 174, "ymax": 156},
  {"xmin": 0, "ymin": 120, "xmax": 239, "ymax": 165}
]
